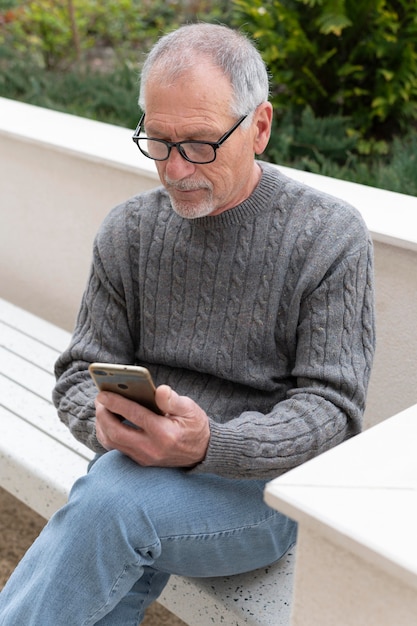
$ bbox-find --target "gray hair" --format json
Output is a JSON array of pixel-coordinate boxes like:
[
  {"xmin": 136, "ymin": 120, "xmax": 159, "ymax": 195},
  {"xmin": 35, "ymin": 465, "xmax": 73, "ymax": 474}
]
[{"xmin": 138, "ymin": 23, "xmax": 269, "ymax": 124}]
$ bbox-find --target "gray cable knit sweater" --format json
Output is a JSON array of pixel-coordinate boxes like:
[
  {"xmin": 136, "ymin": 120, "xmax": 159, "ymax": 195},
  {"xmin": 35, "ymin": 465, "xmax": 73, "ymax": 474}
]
[{"xmin": 53, "ymin": 162, "xmax": 375, "ymax": 479}]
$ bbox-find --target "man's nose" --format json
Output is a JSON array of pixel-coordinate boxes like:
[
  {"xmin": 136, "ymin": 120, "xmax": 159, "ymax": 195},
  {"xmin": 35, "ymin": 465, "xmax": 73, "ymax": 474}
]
[{"xmin": 164, "ymin": 146, "xmax": 196, "ymax": 179}]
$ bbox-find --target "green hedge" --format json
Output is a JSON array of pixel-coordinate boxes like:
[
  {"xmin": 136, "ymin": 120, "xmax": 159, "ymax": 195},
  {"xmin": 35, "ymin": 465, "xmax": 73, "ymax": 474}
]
[
  {"xmin": 0, "ymin": 0, "xmax": 416, "ymax": 195},
  {"xmin": 232, "ymin": 0, "xmax": 417, "ymax": 143}
]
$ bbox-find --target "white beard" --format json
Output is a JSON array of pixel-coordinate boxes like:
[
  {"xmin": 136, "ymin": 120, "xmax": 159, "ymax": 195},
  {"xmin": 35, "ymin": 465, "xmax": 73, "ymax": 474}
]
[
  {"xmin": 170, "ymin": 196, "xmax": 215, "ymax": 219},
  {"xmin": 164, "ymin": 177, "xmax": 215, "ymax": 219}
]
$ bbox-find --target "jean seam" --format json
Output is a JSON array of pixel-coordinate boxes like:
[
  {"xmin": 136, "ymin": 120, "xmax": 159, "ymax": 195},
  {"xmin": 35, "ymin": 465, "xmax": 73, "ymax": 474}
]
[
  {"xmin": 158, "ymin": 509, "xmax": 281, "ymax": 542},
  {"xmin": 82, "ymin": 558, "xmax": 143, "ymax": 625}
]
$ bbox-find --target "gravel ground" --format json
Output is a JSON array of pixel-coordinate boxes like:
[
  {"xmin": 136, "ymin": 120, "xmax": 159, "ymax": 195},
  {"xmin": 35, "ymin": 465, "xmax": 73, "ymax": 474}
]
[{"xmin": 0, "ymin": 487, "xmax": 186, "ymax": 625}]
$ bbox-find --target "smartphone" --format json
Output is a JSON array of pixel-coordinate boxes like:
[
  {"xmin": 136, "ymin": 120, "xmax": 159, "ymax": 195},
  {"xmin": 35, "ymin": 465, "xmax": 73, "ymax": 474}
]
[{"xmin": 88, "ymin": 363, "xmax": 163, "ymax": 415}]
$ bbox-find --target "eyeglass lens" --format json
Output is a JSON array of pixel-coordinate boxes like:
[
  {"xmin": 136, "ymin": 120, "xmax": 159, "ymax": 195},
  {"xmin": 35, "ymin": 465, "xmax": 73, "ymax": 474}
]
[{"xmin": 138, "ymin": 139, "xmax": 216, "ymax": 164}]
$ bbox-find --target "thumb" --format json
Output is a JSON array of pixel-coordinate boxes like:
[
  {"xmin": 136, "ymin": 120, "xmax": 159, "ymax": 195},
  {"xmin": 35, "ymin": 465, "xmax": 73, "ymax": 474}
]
[{"xmin": 155, "ymin": 385, "xmax": 194, "ymax": 417}]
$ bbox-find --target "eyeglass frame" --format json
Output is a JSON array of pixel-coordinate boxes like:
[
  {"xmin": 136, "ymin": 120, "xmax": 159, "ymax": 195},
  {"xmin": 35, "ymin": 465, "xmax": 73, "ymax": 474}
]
[{"xmin": 131, "ymin": 112, "xmax": 248, "ymax": 164}]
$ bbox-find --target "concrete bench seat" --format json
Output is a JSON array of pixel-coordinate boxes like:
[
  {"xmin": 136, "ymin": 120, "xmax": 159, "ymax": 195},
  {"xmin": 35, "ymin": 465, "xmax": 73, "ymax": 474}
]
[{"xmin": 0, "ymin": 296, "xmax": 295, "ymax": 625}]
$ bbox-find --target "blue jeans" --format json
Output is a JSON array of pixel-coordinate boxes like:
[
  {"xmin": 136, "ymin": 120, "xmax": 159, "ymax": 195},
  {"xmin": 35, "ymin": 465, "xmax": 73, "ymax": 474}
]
[{"xmin": 0, "ymin": 451, "xmax": 296, "ymax": 625}]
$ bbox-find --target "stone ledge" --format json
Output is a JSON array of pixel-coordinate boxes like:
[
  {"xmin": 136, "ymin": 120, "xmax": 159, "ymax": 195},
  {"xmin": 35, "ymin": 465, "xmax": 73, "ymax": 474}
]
[{"xmin": 1, "ymin": 96, "xmax": 417, "ymax": 251}]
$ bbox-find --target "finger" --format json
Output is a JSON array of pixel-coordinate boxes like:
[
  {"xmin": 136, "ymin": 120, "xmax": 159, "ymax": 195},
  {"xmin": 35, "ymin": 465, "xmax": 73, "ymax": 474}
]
[
  {"xmin": 155, "ymin": 385, "xmax": 197, "ymax": 417},
  {"xmin": 96, "ymin": 390, "xmax": 128, "ymax": 413},
  {"xmin": 94, "ymin": 400, "xmax": 119, "ymax": 450},
  {"xmin": 97, "ymin": 391, "xmax": 150, "ymax": 420}
]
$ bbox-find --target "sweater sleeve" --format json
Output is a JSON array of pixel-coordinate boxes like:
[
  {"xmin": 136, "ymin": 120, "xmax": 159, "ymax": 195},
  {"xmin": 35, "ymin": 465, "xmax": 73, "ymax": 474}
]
[{"xmin": 193, "ymin": 237, "xmax": 375, "ymax": 480}]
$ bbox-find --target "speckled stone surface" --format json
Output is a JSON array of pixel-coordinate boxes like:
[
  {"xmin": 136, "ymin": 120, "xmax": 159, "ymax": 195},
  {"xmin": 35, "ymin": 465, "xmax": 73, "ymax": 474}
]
[{"xmin": 159, "ymin": 548, "xmax": 295, "ymax": 625}]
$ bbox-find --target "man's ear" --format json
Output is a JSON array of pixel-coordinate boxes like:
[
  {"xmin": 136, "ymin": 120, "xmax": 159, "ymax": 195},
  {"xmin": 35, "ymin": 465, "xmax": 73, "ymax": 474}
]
[{"xmin": 253, "ymin": 102, "xmax": 273, "ymax": 155}]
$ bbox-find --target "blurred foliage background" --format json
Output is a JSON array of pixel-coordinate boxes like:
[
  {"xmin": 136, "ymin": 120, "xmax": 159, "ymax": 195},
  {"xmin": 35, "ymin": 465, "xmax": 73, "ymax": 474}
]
[{"xmin": 0, "ymin": 0, "xmax": 416, "ymax": 195}]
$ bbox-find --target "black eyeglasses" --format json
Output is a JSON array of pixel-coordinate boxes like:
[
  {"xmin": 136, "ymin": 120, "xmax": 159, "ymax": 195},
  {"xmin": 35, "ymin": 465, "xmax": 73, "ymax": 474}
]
[{"xmin": 132, "ymin": 113, "xmax": 248, "ymax": 164}]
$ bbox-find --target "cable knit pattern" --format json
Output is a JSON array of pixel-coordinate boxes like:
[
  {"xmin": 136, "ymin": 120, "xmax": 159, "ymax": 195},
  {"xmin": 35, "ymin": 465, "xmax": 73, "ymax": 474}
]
[{"xmin": 53, "ymin": 162, "xmax": 375, "ymax": 479}]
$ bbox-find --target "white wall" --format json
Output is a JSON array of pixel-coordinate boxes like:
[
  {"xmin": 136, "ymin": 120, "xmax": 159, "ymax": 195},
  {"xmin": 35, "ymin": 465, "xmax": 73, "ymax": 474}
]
[
  {"xmin": 0, "ymin": 98, "xmax": 159, "ymax": 330},
  {"xmin": 1, "ymin": 97, "xmax": 416, "ymax": 428},
  {"xmin": 292, "ymin": 525, "xmax": 417, "ymax": 626},
  {"xmin": 367, "ymin": 242, "xmax": 417, "ymax": 426}
]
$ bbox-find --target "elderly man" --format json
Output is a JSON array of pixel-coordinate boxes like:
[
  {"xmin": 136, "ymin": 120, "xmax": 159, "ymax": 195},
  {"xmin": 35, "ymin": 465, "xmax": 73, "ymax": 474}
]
[{"xmin": 0, "ymin": 22, "xmax": 375, "ymax": 625}]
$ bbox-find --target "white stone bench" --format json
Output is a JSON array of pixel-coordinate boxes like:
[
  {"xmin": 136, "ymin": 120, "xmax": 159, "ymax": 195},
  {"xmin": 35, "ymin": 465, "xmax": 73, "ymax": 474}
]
[
  {"xmin": 265, "ymin": 403, "xmax": 417, "ymax": 626},
  {"xmin": 0, "ymin": 296, "xmax": 295, "ymax": 625}
]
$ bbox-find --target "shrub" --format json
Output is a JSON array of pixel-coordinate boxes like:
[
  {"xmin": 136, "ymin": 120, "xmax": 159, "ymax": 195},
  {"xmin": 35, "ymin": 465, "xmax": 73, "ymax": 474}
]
[
  {"xmin": 232, "ymin": 0, "xmax": 417, "ymax": 142},
  {"xmin": 265, "ymin": 106, "xmax": 358, "ymax": 166},
  {"xmin": 1, "ymin": 0, "xmax": 85, "ymax": 69},
  {"xmin": 0, "ymin": 54, "xmax": 141, "ymax": 127},
  {"xmin": 0, "ymin": 0, "xmax": 233, "ymax": 70},
  {"xmin": 0, "ymin": 0, "xmax": 415, "ymax": 194}
]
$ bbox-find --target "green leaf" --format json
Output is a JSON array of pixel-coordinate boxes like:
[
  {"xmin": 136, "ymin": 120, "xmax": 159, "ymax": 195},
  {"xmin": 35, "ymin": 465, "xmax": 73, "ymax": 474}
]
[{"xmin": 316, "ymin": 13, "xmax": 352, "ymax": 36}]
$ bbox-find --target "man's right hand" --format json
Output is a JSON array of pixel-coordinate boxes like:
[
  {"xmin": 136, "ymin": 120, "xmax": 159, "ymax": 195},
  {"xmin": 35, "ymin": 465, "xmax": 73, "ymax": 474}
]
[{"xmin": 95, "ymin": 385, "xmax": 210, "ymax": 468}]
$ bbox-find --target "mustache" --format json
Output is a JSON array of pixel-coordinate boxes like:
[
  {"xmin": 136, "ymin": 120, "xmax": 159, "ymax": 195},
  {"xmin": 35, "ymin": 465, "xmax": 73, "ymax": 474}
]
[{"xmin": 164, "ymin": 176, "xmax": 212, "ymax": 192}]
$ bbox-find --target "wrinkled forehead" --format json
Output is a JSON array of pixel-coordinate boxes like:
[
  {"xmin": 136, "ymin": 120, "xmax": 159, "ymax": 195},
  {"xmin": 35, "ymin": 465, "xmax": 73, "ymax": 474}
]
[{"xmin": 143, "ymin": 54, "xmax": 235, "ymax": 112}]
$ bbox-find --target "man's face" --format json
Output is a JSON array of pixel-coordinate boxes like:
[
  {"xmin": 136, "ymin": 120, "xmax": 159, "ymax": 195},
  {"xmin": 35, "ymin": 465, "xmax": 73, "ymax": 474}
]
[{"xmin": 143, "ymin": 61, "xmax": 269, "ymax": 218}]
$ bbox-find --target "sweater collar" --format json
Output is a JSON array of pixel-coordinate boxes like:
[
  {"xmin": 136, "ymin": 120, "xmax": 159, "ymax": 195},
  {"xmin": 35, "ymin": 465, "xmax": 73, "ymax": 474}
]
[{"xmin": 188, "ymin": 162, "xmax": 284, "ymax": 228}]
